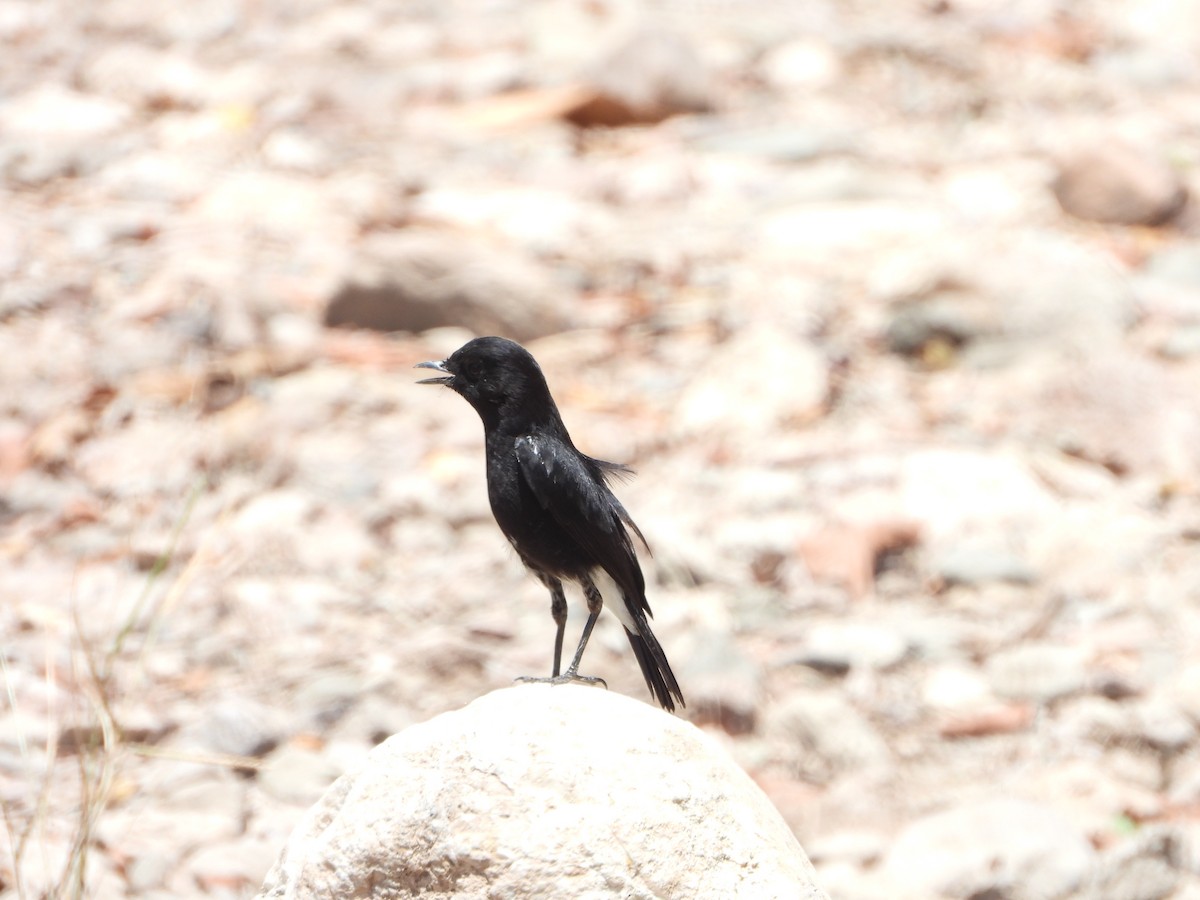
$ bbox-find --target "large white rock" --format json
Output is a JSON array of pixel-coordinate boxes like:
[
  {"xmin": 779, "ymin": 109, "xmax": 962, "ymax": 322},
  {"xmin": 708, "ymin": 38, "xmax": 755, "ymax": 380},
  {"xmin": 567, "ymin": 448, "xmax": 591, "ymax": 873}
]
[{"xmin": 257, "ymin": 685, "xmax": 827, "ymax": 899}]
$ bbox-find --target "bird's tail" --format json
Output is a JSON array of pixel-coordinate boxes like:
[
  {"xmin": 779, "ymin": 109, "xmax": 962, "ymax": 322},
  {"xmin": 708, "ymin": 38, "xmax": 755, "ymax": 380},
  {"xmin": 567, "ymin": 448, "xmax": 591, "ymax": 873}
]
[{"xmin": 625, "ymin": 614, "xmax": 685, "ymax": 713}]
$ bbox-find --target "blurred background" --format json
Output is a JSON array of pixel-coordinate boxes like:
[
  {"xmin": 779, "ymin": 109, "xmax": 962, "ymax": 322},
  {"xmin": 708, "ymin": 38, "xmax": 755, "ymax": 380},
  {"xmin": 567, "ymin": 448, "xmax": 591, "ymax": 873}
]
[{"xmin": 3, "ymin": 0, "xmax": 1200, "ymax": 896}]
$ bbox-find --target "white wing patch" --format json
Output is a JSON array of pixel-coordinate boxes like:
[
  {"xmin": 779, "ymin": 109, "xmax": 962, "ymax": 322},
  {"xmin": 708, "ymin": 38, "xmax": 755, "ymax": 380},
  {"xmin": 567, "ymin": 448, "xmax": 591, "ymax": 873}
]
[{"xmin": 515, "ymin": 434, "xmax": 539, "ymax": 459}]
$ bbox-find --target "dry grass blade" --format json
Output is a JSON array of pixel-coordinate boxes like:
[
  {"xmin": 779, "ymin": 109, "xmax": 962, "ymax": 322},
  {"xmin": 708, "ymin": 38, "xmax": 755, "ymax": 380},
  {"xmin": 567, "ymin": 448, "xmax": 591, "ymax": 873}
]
[{"xmin": 1, "ymin": 480, "xmax": 206, "ymax": 897}]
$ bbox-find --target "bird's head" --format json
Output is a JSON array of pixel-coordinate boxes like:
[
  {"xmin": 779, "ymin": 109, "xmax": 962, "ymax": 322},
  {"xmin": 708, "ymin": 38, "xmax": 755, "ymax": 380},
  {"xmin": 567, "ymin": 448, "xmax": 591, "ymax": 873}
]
[{"xmin": 416, "ymin": 336, "xmax": 555, "ymax": 424}]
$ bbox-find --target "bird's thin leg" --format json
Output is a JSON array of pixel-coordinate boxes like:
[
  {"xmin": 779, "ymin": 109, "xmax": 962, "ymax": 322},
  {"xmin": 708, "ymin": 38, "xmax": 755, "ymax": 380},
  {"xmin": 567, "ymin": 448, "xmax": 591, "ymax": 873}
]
[
  {"xmin": 561, "ymin": 575, "xmax": 604, "ymax": 679},
  {"xmin": 514, "ymin": 574, "xmax": 607, "ymax": 690},
  {"xmin": 548, "ymin": 579, "xmax": 567, "ymax": 677}
]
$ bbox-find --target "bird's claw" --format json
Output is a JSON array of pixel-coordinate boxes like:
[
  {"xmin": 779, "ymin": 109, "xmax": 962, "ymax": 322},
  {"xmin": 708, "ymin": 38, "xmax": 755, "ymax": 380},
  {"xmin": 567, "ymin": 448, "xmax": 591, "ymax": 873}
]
[{"xmin": 514, "ymin": 673, "xmax": 609, "ymax": 690}]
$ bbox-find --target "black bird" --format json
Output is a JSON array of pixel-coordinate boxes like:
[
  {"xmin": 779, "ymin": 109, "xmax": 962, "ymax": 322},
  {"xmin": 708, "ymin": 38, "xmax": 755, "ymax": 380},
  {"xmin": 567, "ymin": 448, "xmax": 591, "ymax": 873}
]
[{"xmin": 416, "ymin": 336, "xmax": 684, "ymax": 712}]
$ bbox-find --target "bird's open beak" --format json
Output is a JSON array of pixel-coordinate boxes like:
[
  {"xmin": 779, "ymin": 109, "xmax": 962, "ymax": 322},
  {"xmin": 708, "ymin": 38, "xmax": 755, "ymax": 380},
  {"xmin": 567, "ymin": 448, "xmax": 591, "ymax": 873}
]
[{"xmin": 415, "ymin": 359, "xmax": 454, "ymax": 386}]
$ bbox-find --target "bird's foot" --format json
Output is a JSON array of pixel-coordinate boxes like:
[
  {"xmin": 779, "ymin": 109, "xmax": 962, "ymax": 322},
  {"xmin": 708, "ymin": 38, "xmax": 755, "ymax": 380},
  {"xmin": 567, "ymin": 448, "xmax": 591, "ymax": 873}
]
[{"xmin": 514, "ymin": 672, "xmax": 608, "ymax": 690}]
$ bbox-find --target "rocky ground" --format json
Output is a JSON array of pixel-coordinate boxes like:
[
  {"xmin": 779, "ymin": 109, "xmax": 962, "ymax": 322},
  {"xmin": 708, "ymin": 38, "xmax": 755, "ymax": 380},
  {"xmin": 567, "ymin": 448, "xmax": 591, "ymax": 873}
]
[{"xmin": 2, "ymin": 0, "xmax": 1200, "ymax": 897}]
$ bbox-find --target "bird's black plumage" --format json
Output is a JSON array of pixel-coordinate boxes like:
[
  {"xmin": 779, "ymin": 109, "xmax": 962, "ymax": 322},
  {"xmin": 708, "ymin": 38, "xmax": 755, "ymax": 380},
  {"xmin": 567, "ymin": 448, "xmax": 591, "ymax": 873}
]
[{"xmin": 416, "ymin": 336, "xmax": 684, "ymax": 711}]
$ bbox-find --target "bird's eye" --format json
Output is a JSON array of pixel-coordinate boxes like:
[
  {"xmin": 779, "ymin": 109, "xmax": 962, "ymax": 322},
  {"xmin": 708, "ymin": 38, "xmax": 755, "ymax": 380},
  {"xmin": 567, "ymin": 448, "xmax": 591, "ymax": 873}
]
[{"xmin": 465, "ymin": 361, "xmax": 484, "ymax": 381}]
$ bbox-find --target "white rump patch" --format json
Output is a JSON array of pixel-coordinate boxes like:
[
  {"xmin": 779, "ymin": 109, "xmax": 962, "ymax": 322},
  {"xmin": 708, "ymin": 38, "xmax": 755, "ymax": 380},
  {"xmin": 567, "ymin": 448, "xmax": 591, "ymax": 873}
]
[{"xmin": 593, "ymin": 569, "xmax": 637, "ymax": 633}]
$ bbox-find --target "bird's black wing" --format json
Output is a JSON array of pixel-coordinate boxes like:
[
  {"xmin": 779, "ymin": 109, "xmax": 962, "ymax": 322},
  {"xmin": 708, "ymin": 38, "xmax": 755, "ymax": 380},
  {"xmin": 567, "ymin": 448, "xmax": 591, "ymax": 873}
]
[
  {"xmin": 586, "ymin": 455, "xmax": 650, "ymax": 552},
  {"xmin": 514, "ymin": 434, "xmax": 650, "ymax": 616}
]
